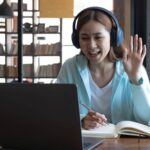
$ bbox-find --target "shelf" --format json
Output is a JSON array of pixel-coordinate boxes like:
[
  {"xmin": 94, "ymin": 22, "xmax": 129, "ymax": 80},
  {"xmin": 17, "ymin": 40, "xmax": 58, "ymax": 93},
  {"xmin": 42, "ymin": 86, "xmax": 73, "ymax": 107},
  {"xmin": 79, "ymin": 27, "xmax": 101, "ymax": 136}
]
[{"xmin": 0, "ymin": 0, "xmax": 62, "ymax": 83}]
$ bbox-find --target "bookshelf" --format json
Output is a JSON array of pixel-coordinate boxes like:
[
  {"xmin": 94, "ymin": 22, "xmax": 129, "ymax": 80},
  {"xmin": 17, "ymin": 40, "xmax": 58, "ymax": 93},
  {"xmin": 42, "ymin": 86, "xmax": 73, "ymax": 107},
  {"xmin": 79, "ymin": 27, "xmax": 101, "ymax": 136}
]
[{"xmin": 0, "ymin": 0, "xmax": 62, "ymax": 83}]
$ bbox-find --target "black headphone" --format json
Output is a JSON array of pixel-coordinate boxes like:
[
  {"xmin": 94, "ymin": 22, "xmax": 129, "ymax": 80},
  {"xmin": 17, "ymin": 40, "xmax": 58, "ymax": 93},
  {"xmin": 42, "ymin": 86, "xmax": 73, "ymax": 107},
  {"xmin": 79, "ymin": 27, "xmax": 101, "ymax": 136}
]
[{"xmin": 71, "ymin": 7, "xmax": 124, "ymax": 48}]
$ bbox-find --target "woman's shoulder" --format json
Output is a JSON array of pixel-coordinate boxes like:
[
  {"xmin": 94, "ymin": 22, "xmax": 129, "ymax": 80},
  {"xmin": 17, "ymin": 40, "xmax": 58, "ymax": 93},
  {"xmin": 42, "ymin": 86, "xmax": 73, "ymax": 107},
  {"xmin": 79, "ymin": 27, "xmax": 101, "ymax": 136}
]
[
  {"xmin": 61, "ymin": 55, "xmax": 77, "ymax": 67},
  {"xmin": 62, "ymin": 54, "xmax": 87, "ymax": 67}
]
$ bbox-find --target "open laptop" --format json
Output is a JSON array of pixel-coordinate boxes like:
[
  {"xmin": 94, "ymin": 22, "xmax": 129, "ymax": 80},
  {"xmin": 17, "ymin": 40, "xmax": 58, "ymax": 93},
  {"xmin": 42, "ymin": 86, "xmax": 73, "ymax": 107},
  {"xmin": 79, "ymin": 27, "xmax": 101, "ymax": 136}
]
[{"xmin": 0, "ymin": 83, "xmax": 103, "ymax": 150}]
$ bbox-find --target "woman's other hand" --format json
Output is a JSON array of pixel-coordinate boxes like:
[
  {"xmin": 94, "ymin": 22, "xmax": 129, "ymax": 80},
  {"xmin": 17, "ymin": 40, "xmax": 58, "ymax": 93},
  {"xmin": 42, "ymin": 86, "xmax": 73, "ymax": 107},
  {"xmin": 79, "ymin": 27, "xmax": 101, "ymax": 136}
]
[{"xmin": 123, "ymin": 34, "xmax": 146, "ymax": 83}]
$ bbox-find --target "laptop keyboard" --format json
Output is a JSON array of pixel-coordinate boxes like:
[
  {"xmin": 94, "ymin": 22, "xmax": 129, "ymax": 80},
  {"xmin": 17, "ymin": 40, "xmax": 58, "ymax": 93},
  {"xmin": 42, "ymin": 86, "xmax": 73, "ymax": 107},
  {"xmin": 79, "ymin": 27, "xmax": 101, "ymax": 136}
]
[
  {"xmin": 82, "ymin": 137, "xmax": 104, "ymax": 150},
  {"xmin": 83, "ymin": 142, "xmax": 92, "ymax": 148}
]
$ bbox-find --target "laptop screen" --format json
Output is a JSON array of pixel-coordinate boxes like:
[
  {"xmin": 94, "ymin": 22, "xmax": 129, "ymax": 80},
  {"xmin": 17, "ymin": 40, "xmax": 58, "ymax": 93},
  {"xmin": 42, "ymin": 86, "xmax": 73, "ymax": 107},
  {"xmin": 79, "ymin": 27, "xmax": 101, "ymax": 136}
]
[{"xmin": 0, "ymin": 83, "xmax": 83, "ymax": 150}]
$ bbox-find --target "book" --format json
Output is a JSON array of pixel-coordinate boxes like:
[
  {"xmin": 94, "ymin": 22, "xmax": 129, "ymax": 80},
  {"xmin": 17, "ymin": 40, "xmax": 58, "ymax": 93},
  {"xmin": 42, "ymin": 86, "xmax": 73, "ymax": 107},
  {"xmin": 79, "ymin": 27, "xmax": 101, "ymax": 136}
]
[
  {"xmin": 82, "ymin": 120, "xmax": 150, "ymax": 138},
  {"xmin": 0, "ymin": 43, "xmax": 4, "ymax": 55}
]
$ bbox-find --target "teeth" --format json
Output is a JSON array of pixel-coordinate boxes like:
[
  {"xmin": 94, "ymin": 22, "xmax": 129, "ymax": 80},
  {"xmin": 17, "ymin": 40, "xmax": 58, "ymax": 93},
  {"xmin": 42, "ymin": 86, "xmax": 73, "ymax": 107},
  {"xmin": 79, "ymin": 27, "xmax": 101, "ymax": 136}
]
[
  {"xmin": 91, "ymin": 52, "xmax": 97, "ymax": 54},
  {"xmin": 89, "ymin": 51, "xmax": 100, "ymax": 54}
]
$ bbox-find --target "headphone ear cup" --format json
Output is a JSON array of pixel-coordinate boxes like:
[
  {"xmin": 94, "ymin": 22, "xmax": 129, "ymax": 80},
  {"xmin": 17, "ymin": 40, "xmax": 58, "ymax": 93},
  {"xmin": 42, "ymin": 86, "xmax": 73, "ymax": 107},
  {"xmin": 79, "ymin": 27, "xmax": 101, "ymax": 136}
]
[
  {"xmin": 111, "ymin": 28, "xmax": 117, "ymax": 47},
  {"xmin": 116, "ymin": 26, "xmax": 124, "ymax": 47},
  {"xmin": 111, "ymin": 26, "xmax": 124, "ymax": 47},
  {"xmin": 71, "ymin": 30, "xmax": 80, "ymax": 49}
]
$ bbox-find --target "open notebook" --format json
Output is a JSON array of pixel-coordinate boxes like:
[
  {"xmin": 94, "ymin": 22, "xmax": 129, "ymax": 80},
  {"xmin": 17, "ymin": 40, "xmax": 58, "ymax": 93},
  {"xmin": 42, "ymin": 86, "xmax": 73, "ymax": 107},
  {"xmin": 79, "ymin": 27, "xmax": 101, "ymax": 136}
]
[
  {"xmin": 0, "ymin": 83, "xmax": 103, "ymax": 150},
  {"xmin": 82, "ymin": 120, "xmax": 150, "ymax": 138}
]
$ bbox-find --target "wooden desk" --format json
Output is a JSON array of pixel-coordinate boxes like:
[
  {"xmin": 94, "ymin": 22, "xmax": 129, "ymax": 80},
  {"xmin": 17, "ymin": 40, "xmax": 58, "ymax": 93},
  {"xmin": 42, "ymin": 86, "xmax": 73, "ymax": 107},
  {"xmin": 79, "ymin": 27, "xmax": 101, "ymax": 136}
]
[
  {"xmin": 0, "ymin": 137, "xmax": 150, "ymax": 150},
  {"xmin": 96, "ymin": 137, "xmax": 150, "ymax": 150}
]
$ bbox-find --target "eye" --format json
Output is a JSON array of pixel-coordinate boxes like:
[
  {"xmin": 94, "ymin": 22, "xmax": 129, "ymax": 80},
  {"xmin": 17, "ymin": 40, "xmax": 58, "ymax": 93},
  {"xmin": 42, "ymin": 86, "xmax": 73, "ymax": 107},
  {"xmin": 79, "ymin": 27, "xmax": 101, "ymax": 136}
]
[
  {"xmin": 80, "ymin": 37, "xmax": 89, "ymax": 40},
  {"xmin": 95, "ymin": 36, "xmax": 103, "ymax": 40}
]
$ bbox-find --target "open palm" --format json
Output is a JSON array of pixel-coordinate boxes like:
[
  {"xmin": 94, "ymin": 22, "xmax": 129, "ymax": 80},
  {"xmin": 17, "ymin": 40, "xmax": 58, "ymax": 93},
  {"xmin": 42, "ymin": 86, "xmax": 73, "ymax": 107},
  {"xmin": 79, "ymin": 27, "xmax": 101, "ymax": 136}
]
[{"xmin": 123, "ymin": 35, "xmax": 146, "ymax": 83}]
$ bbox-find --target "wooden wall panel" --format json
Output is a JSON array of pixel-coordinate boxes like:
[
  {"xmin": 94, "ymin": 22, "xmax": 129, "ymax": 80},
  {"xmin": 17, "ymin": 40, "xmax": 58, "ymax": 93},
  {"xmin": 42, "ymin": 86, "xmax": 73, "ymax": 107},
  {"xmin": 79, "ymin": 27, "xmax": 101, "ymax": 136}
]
[
  {"xmin": 113, "ymin": 0, "xmax": 131, "ymax": 47},
  {"xmin": 40, "ymin": 0, "xmax": 73, "ymax": 18}
]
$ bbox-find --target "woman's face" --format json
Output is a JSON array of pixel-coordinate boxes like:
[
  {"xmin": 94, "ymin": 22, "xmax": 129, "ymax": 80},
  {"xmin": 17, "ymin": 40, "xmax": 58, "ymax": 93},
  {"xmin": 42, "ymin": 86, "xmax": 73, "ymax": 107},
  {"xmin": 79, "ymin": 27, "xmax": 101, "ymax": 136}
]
[{"xmin": 79, "ymin": 20, "xmax": 111, "ymax": 64}]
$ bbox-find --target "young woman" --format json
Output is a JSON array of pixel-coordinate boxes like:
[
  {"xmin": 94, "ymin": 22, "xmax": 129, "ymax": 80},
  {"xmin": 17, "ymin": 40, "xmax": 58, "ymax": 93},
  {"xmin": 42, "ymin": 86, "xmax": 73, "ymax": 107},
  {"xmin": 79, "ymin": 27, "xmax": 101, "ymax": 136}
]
[{"xmin": 56, "ymin": 7, "xmax": 150, "ymax": 129}]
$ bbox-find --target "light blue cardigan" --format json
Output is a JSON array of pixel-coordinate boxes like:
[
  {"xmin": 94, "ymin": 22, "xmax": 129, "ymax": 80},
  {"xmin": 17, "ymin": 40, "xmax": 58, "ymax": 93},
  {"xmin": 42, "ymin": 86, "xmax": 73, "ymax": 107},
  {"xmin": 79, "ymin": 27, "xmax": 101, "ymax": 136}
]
[{"xmin": 57, "ymin": 54, "xmax": 150, "ymax": 125}]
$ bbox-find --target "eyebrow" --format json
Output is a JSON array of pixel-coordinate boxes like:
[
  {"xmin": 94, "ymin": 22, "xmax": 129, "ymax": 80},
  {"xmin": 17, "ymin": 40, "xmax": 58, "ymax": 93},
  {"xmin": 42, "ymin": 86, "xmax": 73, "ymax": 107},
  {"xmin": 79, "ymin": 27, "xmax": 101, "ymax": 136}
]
[{"xmin": 80, "ymin": 32, "xmax": 103, "ymax": 36}]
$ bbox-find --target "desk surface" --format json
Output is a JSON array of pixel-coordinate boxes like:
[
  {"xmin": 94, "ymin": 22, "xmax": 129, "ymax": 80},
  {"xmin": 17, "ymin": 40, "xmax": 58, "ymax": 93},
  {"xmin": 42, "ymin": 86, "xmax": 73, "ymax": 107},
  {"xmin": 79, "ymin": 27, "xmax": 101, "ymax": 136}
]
[
  {"xmin": 0, "ymin": 137, "xmax": 150, "ymax": 150},
  {"xmin": 96, "ymin": 137, "xmax": 150, "ymax": 150}
]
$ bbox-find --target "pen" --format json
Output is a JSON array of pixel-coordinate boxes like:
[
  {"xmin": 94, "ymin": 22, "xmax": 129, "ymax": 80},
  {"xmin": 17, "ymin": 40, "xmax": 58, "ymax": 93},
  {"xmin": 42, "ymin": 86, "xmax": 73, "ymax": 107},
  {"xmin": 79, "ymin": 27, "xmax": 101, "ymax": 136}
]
[{"xmin": 80, "ymin": 102, "xmax": 91, "ymax": 111}]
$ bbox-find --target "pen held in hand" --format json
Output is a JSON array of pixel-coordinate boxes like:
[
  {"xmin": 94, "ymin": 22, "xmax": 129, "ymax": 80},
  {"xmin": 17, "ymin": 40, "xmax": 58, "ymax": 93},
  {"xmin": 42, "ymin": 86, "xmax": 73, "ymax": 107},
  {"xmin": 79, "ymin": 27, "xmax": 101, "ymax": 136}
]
[
  {"xmin": 80, "ymin": 102, "xmax": 91, "ymax": 111},
  {"xmin": 80, "ymin": 102, "xmax": 108, "ymax": 125}
]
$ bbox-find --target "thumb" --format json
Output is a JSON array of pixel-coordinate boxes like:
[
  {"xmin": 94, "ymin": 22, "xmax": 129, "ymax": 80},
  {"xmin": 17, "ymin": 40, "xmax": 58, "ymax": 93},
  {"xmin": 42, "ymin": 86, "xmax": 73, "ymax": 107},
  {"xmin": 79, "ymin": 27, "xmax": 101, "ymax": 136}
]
[{"xmin": 122, "ymin": 48, "xmax": 128, "ymax": 63}]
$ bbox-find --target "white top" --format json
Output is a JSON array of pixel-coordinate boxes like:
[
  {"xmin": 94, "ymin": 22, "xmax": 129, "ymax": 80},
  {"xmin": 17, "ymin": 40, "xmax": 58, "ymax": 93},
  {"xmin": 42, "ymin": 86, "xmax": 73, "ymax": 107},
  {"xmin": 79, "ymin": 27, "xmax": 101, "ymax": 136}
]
[{"xmin": 88, "ymin": 69, "xmax": 112, "ymax": 122}]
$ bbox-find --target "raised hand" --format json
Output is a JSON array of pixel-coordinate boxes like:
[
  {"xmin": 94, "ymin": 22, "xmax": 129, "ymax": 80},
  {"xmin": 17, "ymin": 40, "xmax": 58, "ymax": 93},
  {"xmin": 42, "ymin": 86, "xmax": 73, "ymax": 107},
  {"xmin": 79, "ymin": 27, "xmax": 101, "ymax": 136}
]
[{"xmin": 122, "ymin": 34, "xmax": 146, "ymax": 84}]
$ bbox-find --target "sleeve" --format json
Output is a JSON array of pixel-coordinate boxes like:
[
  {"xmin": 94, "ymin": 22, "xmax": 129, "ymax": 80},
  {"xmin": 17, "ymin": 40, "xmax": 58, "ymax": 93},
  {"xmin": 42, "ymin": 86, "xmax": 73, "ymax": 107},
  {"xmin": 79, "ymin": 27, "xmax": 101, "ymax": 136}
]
[
  {"xmin": 56, "ymin": 59, "xmax": 72, "ymax": 83},
  {"xmin": 56, "ymin": 57, "xmax": 89, "ymax": 121},
  {"xmin": 131, "ymin": 66, "xmax": 150, "ymax": 126}
]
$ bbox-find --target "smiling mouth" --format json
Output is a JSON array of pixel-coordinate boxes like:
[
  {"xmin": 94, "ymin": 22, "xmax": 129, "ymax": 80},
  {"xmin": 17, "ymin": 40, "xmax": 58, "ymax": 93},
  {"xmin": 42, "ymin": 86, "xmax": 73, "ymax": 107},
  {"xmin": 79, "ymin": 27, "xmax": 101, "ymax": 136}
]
[{"xmin": 88, "ymin": 51, "xmax": 101, "ymax": 56}]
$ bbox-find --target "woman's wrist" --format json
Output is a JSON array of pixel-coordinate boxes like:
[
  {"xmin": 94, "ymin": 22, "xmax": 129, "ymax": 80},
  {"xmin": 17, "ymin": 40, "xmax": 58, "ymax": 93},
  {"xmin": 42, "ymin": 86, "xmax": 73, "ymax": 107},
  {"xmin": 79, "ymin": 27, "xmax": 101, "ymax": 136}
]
[{"xmin": 129, "ymin": 77, "xmax": 143, "ymax": 85}]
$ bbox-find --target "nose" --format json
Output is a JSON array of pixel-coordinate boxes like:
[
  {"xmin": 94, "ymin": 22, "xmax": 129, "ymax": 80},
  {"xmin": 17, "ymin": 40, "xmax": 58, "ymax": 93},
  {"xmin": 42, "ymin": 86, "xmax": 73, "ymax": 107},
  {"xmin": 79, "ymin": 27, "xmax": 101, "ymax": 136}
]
[{"xmin": 87, "ymin": 38, "xmax": 97, "ymax": 49}]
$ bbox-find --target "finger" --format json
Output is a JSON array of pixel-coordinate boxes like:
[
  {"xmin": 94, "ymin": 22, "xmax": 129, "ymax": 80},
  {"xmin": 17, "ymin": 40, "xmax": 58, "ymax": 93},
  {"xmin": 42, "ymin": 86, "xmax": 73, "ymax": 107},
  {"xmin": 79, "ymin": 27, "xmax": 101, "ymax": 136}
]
[
  {"xmin": 95, "ymin": 113, "xmax": 107, "ymax": 123},
  {"xmin": 86, "ymin": 112, "xmax": 98, "ymax": 121},
  {"xmin": 87, "ymin": 112, "xmax": 105, "ymax": 124},
  {"xmin": 122, "ymin": 48, "xmax": 128, "ymax": 62},
  {"xmin": 88, "ymin": 110, "xmax": 96, "ymax": 116},
  {"xmin": 84, "ymin": 120, "xmax": 99, "ymax": 129},
  {"xmin": 141, "ymin": 44, "xmax": 147, "ymax": 58},
  {"xmin": 84, "ymin": 114, "xmax": 107, "ymax": 129},
  {"xmin": 88, "ymin": 114, "xmax": 101, "ymax": 122},
  {"xmin": 90, "ymin": 120, "xmax": 105, "ymax": 128},
  {"xmin": 138, "ymin": 37, "xmax": 143, "ymax": 54},
  {"xmin": 96, "ymin": 113, "xmax": 107, "ymax": 121},
  {"xmin": 130, "ymin": 35, "xmax": 133, "ymax": 53},
  {"xmin": 88, "ymin": 111, "xmax": 108, "ymax": 124},
  {"xmin": 134, "ymin": 34, "xmax": 138, "ymax": 52},
  {"xmin": 90, "ymin": 121, "xmax": 100, "ymax": 128}
]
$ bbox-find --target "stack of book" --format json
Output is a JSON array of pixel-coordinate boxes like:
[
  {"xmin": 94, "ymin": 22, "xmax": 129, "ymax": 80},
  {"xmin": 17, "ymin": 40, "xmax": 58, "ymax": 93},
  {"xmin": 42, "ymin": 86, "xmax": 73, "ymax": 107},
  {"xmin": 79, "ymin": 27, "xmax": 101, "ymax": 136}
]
[
  {"xmin": 36, "ymin": 63, "xmax": 61, "ymax": 77},
  {"xmin": 0, "ymin": 43, "xmax": 4, "ymax": 55},
  {"xmin": 23, "ymin": 64, "xmax": 33, "ymax": 77},
  {"xmin": 23, "ymin": 44, "xmax": 34, "ymax": 55},
  {"xmin": 5, "ymin": 66, "xmax": 17, "ymax": 77},
  {"xmin": 34, "ymin": 42, "xmax": 61, "ymax": 55},
  {"xmin": 0, "ymin": 65, "xmax": 5, "ymax": 77}
]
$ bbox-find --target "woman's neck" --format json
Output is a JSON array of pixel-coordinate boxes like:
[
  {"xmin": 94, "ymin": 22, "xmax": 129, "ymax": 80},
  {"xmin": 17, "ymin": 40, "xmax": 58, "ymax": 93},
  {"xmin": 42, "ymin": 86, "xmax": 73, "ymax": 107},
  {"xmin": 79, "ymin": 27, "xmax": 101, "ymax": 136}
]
[{"xmin": 89, "ymin": 61, "xmax": 115, "ymax": 88}]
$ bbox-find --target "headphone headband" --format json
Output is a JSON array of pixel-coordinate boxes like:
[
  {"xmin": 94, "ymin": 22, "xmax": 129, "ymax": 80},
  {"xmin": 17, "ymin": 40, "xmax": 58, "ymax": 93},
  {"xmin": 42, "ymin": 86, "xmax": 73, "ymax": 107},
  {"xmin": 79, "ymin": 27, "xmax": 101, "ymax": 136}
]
[{"xmin": 72, "ymin": 6, "xmax": 124, "ymax": 48}]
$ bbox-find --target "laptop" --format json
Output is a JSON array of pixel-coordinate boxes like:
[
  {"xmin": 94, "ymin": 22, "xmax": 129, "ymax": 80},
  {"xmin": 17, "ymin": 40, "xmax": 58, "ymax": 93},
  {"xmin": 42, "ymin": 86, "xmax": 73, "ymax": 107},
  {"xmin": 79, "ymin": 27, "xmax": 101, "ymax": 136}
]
[{"xmin": 0, "ymin": 83, "xmax": 103, "ymax": 150}]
